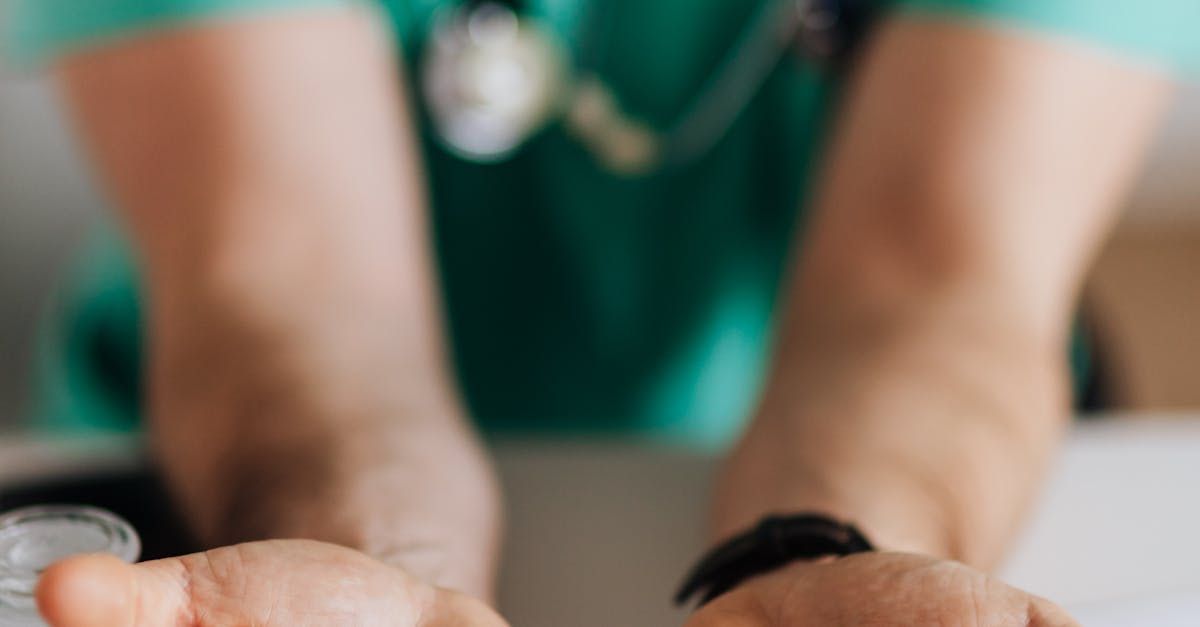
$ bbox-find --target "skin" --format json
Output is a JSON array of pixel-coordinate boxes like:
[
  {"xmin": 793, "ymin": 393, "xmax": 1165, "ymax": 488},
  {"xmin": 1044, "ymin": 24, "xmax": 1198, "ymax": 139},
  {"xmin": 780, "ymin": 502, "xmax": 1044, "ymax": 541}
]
[
  {"xmin": 696, "ymin": 17, "xmax": 1171, "ymax": 626},
  {"xmin": 36, "ymin": 540, "xmax": 507, "ymax": 627},
  {"xmin": 683, "ymin": 554, "xmax": 1078, "ymax": 627},
  {"xmin": 56, "ymin": 6, "xmax": 500, "ymax": 602},
  {"xmin": 42, "ymin": 5, "xmax": 1173, "ymax": 627}
]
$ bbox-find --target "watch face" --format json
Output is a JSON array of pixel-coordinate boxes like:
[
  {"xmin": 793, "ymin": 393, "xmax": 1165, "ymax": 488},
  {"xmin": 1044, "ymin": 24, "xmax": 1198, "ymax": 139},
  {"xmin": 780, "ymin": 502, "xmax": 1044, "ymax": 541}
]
[{"xmin": 422, "ymin": 3, "xmax": 567, "ymax": 162}]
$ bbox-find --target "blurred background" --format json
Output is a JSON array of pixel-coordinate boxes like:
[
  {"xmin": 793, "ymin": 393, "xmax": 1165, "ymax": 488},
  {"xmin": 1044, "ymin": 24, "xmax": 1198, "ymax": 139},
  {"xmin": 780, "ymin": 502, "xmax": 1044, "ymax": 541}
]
[{"xmin": 2, "ymin": 71, "xmax": 1199, "ymax": 427}]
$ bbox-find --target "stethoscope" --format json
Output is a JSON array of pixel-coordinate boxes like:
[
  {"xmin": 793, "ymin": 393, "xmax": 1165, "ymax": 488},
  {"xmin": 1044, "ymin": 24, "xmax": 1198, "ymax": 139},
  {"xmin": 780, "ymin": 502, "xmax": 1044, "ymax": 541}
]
[{"xmin": 420, "ymin": 0, "xmax": 872, "ymax": 175}]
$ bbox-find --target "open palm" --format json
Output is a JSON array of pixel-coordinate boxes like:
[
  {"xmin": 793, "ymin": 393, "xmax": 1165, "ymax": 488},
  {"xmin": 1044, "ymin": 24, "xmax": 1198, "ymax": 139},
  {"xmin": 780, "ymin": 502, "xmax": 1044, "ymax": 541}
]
[
  {"xmin": 36, "ymin": 539, "xmax": 507, "ymax": 627},
  {"xmin": 685, "ymin": 553, "xmax": 1078, "ymax": 627}
]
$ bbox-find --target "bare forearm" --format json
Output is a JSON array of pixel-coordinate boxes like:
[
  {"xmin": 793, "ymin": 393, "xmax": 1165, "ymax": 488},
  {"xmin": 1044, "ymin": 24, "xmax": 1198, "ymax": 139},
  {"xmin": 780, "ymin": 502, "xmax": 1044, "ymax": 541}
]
[
  {"xmin": 715, "ymin": 287, "xmax": 1069, "ymax": 568},
  {"xmin": 150, "ymin": 303, "xmax": 501, "ymax": 599},
  {"xmin": 143, "ymin": 186, "xmax": 500, "ymax": 596},
  {"xmin": 57, "ymin": 9, "xmax": 501, "ymax": 599},
  {"xmin": 713, "ymin": 17, "xmax": 1170, "ymax": 570}
]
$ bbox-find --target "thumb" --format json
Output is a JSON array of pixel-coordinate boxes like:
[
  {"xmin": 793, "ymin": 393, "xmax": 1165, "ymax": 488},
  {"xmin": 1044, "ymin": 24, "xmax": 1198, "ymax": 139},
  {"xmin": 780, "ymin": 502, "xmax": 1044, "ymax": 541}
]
[{"xmin": 36, "ymin": 554, "xmax": 190, "ymax": 627}]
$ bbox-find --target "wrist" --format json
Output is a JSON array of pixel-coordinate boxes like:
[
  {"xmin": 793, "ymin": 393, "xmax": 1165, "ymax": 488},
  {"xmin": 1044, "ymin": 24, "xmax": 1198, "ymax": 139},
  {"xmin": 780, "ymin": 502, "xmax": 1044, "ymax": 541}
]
[
  {"xmin": 713, "ymin": 426, "xmax": 961, "ymax": 561},
  {"xmin": 715, "ymin": 482, "xmax": 956, "ymax": 562},
  {"xmin": 186, "ymin": 410, "xmax": 501, "ymax": 598},
  {"xmin": 677, "ymin": 513, "xmax": 875, "ymax": 607}
]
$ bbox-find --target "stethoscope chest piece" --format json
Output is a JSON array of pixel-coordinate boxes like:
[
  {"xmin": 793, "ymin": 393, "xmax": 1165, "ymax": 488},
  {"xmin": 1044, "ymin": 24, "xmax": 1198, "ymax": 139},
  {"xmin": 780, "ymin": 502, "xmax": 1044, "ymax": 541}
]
[{"xmin": 421, "ymin": 2, "xmax": 567, "ymax": 162}]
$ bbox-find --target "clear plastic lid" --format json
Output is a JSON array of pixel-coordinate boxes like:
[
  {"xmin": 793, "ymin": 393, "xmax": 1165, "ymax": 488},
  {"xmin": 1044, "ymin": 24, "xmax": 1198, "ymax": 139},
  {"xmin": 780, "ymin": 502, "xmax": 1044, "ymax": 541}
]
[{"xmin": 0, "ymin": 506, "xmax": 140, "ymax": 626}]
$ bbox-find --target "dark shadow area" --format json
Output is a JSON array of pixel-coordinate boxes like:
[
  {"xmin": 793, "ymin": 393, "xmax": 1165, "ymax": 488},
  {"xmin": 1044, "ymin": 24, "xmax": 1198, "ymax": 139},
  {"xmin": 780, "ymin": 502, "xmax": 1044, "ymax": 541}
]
[{"xmin": 0, "ymin": 469, "xmax": 199, "ymax": 561}]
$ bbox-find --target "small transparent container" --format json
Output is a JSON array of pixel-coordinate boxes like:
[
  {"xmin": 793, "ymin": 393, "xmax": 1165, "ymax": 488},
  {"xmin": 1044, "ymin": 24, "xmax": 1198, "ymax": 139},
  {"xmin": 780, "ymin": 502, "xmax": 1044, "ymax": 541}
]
[{"xmin": 0, "ymin": 506, "xmax": 140, "ymax": 626}]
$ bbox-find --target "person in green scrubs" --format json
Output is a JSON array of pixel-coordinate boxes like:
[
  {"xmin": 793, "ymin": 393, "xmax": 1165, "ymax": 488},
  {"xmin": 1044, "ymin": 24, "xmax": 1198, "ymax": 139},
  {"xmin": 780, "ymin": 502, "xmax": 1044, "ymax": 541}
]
[{"xmin": 7, "ymin": 0, "xmax": 1197, "ymax": 624}]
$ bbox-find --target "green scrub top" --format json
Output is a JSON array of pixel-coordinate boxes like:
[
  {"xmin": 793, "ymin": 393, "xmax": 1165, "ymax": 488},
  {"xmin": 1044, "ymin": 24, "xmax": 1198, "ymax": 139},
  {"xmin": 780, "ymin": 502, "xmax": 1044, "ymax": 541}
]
[{"xmin": 7, "ymin": 0, "xmax": 1199, "ymax": 447}]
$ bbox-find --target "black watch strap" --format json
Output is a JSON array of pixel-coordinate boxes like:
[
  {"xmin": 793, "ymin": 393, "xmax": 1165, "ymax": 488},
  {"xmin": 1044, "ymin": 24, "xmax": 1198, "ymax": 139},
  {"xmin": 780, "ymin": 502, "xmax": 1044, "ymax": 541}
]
[{"xmin": 674, "ymin": 513, "xmax": 875, "ymax": 607}]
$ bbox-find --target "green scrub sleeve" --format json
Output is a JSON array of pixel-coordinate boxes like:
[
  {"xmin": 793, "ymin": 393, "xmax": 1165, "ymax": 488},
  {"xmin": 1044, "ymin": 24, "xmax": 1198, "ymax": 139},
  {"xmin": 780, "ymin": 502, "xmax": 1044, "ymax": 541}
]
[
  {"xmin": 892, "ymin": 0, "xmax": 1200, "ymax": 73},
  {"xmin": 3, "ymin": 0, "xmax": 360, "ymax": 66}
]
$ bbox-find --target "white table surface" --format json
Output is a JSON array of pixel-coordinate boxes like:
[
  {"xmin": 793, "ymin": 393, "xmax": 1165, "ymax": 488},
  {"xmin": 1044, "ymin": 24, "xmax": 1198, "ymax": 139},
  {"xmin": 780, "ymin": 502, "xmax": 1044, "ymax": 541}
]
[{"xmin": 2, "ymin": 416, "xmax": 1199, "ymax": 626}]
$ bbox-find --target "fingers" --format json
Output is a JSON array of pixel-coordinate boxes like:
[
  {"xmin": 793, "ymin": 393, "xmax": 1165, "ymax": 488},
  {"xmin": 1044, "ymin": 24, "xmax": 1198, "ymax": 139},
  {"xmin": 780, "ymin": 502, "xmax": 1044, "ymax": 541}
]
[{"xmin": 36, "ymin": 554, "xmax": 190, "ymax": 627}]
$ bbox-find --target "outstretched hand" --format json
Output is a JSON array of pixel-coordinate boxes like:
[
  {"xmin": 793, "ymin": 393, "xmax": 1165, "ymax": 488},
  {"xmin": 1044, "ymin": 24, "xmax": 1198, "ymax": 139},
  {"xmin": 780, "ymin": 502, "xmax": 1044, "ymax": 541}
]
[
  {"xmin": 36, "ymin": 539, "xmax": 508, "ymax": 627},
  {"xmin": 684, "ymin": 552, "xmax": 1079, "ymax": 627}
]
